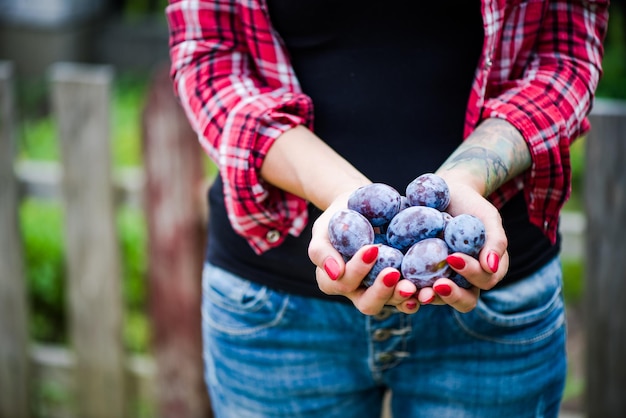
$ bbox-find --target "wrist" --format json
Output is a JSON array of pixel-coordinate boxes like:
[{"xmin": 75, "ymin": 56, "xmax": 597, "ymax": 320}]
[
  {"xmin": 436, "ymin": 118, "xmax": 530, "ymax": 197},
  {"xmin": 435, "ymin": 169, "xmax": 486, "ymax": 197},
  {"xmin": 261, "ymin": 125, "xmax": 370, "ymax": 210}
]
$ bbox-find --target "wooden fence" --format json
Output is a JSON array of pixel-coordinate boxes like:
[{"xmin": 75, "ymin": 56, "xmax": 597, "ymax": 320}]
[
  {"xmin": 0, "ymin": 58, "xmax": 624, "ymax": 417},
  {"xmin": 0, "ymin": 61, "xmax": 211, "ymax": 418},
  {"xmin": 583, "ymin": 99, "xmax": 626, "ymax": 418}
]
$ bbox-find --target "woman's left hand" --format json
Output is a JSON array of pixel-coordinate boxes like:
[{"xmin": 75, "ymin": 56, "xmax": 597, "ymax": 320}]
[{"xmin": 415, "ymin": 178, "xmax": 510, "ymax": 313}]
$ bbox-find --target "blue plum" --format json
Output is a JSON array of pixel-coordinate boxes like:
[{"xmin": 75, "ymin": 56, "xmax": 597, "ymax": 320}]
[
  {"xmin": 374, "ymin": 233, "xmax": 388, "ymax": 245},
  {"xmin": 405, "ymin": 173, "xmax": 450, "ymax": 211},
  {"xmin": 362, "ymin": 245, "xmax": 404, "ymax": 287},
  {"xmin": 401, "ymin": 238, "xmax": 450, "ymax": 289},
  {"xmin": 386, "ymin": 206, "xmax": 445, "ymax": 252},
  {"xmin": 441, "ymin": 211, "xmax": 453, "ymax": 226},
  {"xmin": 328, "ymin": 209, "xmax": 375, "ymax": 257},
  {"xmin": 443, "ymin": 213, "xmax": 486, "ymax": 258},
  {"xmin": 348, "ymin": 183, "xmax": 402, "ymax": 226}
]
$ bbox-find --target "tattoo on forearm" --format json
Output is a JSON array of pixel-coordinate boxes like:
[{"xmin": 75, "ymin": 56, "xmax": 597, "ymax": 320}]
[
  {"xmin": 445, "ymin": 146, "xmax": 509, "ymax": 194},
  {"xmin": 438, "ymin": 119, "xmax": 531, "ymax": 196}
]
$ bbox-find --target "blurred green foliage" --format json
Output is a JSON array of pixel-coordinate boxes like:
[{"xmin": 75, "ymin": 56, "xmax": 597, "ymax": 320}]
[
  {"xmin": 562, "ymin": 258, "xmax": 584, "ymax": 305},
  {"xmin": 596, "ymin": 4, "xmax": 626, "ymax": 100},
  {"xmin": 117, "ymin": 206, "xmax": 149, "ymax": 353},
  {"xmin": 112, "ymin": 73, "xmax": 147, "ymax": 167},
  {"xmin": 122, "ymin": 0, "xmax": 169, "ymax": 17},
  {"xmin": 20, "ymin": 199, "xmax": 67, "ymax": 344}
]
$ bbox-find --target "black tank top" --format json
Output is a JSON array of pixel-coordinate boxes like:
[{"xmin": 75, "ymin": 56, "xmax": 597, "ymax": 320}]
[{"xmin": 206, "ymin": 0, "xmax": 560, "ymax": 299}]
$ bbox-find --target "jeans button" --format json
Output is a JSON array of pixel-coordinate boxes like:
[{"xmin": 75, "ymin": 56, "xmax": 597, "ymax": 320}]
[
  {"xmin": 377, "ymin": 352, "xmax": 395, "ymax": 363},
  {"xmin": 373, "ymin": 307, "xmax": 393, "ymax": 321},
  {"xmin": 372, "ymin": 329, "xmax": 391, "ymax": 342}
]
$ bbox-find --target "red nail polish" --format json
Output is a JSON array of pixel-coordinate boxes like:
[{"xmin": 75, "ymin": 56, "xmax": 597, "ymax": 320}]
[
  {"xmin": 323, "ymin": 258, "xmax": 340, "ymax": 280},
  {"xmin": 422, "ymin": 294, "xmax": 435, "ymax": 305},
  {"xmin": 405, "ymin": 301, "xmax": 418, "ymax": 310},
  {"xmin": 399, "ymin": 290, "xmax": 414, "ymax": 298},
  {"xmin": 487, "ymin": 251, "xmax": 500, "ymax": 273},
  {"xmin": 447, "ymin": 255, "xmax": 466, "ymax": 270},
  {"xmin": 362, "ymin": 246, "xmax": 379, "ymax": 264},
  {"xmin": 382, "ymin": 271, "xmax": 401, "ymax": 287},
  {"xmin": 434, "ymin": 284, "xmax": 452, "ymax": 297}
]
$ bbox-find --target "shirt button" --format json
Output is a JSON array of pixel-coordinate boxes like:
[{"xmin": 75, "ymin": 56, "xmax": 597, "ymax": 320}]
[
  {"xmin": 372, "ymin": 329, "xmax": 391, "ymax": 342},
  {"xmin": 266, "ymin": 229, "xmax": 281, "ymax": 244},
  {"xmin": 485, "ymin": 57, "xmax": 493, "ymax": 68}
]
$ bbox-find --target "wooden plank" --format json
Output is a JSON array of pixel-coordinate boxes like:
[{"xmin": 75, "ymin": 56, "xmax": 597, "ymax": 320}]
[
  {"xmin": 584, "ymin": 99, "xmax": 626, "ymax": 418},
  {"xmin": 141, "ymin": 64, "xmax": 212, "ymax": 418},
  {"xmin": 0, "ymin": 61, "xmax": 31, "ymax": 418},
  {"xmin": 50, "ymin": 62, "xmax": 126, "ymax": 418},
  {"xmin": 14, "ymin": 160, "xmax": 145, "ymax": 207}
]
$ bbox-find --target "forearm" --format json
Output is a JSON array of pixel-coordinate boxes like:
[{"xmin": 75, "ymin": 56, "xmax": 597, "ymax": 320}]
[
  {"xmin": 436, "ymin": 118, "xmax": 531, "ymax": 197},
  {"xmin": 260, "ymin": 125, "xmax": 371, "ymax": 211}
]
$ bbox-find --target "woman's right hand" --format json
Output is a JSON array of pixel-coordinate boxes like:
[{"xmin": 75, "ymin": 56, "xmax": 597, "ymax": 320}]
[
  {"xmin": 259, "ymin": 126, "xmax": 420, "ymax": 315},
  {"xmin": 308, "ymin": 192, "xmax": 421, "ymax": 316}
]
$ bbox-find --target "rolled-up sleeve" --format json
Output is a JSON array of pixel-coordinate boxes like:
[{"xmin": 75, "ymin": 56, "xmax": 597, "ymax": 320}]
[
  {"xmin": 167, "ymin": 0, "xmax": 314, "ymax": 254},
  {"xmin": 481, "ymin": 0, "xmax": 609, "ymax": 243}
]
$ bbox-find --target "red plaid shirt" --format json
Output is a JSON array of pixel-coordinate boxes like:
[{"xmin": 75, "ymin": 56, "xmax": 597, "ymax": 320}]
[{"xmin": 167, "ymin": 0, "xmax": 608, "ymax": 254}]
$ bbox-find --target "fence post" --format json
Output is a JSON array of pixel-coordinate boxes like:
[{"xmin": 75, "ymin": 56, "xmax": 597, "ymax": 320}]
[
  {"xmin": 50, "ymin": 63, "xmax": 126, "ymax": 418},
  {"xmin": 584, "ymin": 98, "xmax": 626, "ymax": 418},
  {"xmin": 141, "ymin": 64, "xmax": 212, "ymax": 418},
  {"xmin": 0, "ymin": 61, "xmax": 31, "ymax": 418}
]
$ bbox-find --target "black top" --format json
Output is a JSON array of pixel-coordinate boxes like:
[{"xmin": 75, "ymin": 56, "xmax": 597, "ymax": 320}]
[{"xmin": 206, "ymin": 0, "xmax": 560, "ymax": 300}]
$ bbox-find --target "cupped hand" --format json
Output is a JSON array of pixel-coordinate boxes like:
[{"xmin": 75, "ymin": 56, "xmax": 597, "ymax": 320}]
[
  {"xmin": 308, "ymin": 192, "xmax": 420, "ymax": 315},
  {"xmin": 418, "ymin": 178, "xmax": 510, "ymax": 312}
]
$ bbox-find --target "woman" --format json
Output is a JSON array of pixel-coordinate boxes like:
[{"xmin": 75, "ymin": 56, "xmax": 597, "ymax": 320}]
[{"xmin": 166, "ymin": 1, "xmax": 608, "ymax": 416}]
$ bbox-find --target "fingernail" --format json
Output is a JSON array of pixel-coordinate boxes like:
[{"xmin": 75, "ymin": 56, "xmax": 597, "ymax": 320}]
[
  {"xmin": 405, "ymin": 301, "xmax": 418, "ymax": 310},
  {"xmin": 422, "ymin": 294, "xmax": 435, "ymax": 305},
  {"xmin": 399, "ymin": 290, "xmax": 414, "ymax": 298},
  {"xmin": 447, "ymin": 255, "xmax": 466, "ymax": 270},
  {"xmin": 382, "ymin": 270, "xmax": 401, "ymax": 287},
  {"xmin": 323, "ymin": 258, "xmax": 340, "ymax": 280},
  {"xmin": 361, "ymin": 246, "xmax": 379, "ymax": 263},
  {"xmin": 487, "ymin": 251, "xmax": 500, "ymax": 273},
  {"xmin": 434, "ymin": 284, "xmax": 452, "ymax": 297}
]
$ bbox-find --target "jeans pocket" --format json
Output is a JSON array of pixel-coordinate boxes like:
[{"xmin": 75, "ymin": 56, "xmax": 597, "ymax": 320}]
[
  {"xmin": 452, "ymin": 257, "xmax": 566, "ymax": 344},
  {"xmin": 202, "ymin": 263, "xmax": 290, "ymax": 336}
]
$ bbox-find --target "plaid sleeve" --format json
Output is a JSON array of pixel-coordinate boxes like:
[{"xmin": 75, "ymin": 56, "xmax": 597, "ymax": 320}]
[
  {"xmin": 166, "ymin": 0, "xmax": 314, "ymax": 254},
  {"xmin": 481, "ymin": 0, "xmax": 609, "ymax": 243}
]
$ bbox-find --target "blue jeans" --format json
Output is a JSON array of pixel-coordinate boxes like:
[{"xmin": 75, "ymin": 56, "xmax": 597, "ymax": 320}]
[{"xmin": 201, "ymin": 257, "xmax": 566, "ymax": 418}]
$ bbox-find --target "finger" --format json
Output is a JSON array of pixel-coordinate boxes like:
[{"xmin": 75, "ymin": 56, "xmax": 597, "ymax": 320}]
[
  {"xmin": 478, "ymin": 209, "xmax": 508, "ymax": 274},
  {"xmin": 432, "ymin": 278, "xmax": 480, "ymax": 313},
  {"xmin": 445, "ymin": 252, "xmax": 488, "ymax": 289},
  {"xmin": 446, "ymin": 249, "xmax": 510, "ymax": 291},
  {"xmin": 316, "ymin": 244, "xmax": 379, "ymax": 296},
  {"xmin": 386, "ymin": 278, "xmax": 418, "ymax": 306},
  {"xmin": 307, "ymin": 217, "xmax": 341, "ymax": 275},
  {"xmin": 395, "ymin": 297, "xmax": 420, "ymax": 314},
  {"xmin": 351, "ymin": 268, "xmax": 401, "ymax": 316},
  {"xmin": 416, "ymin": 286, "xmax": 437, "ymax": 305}
]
